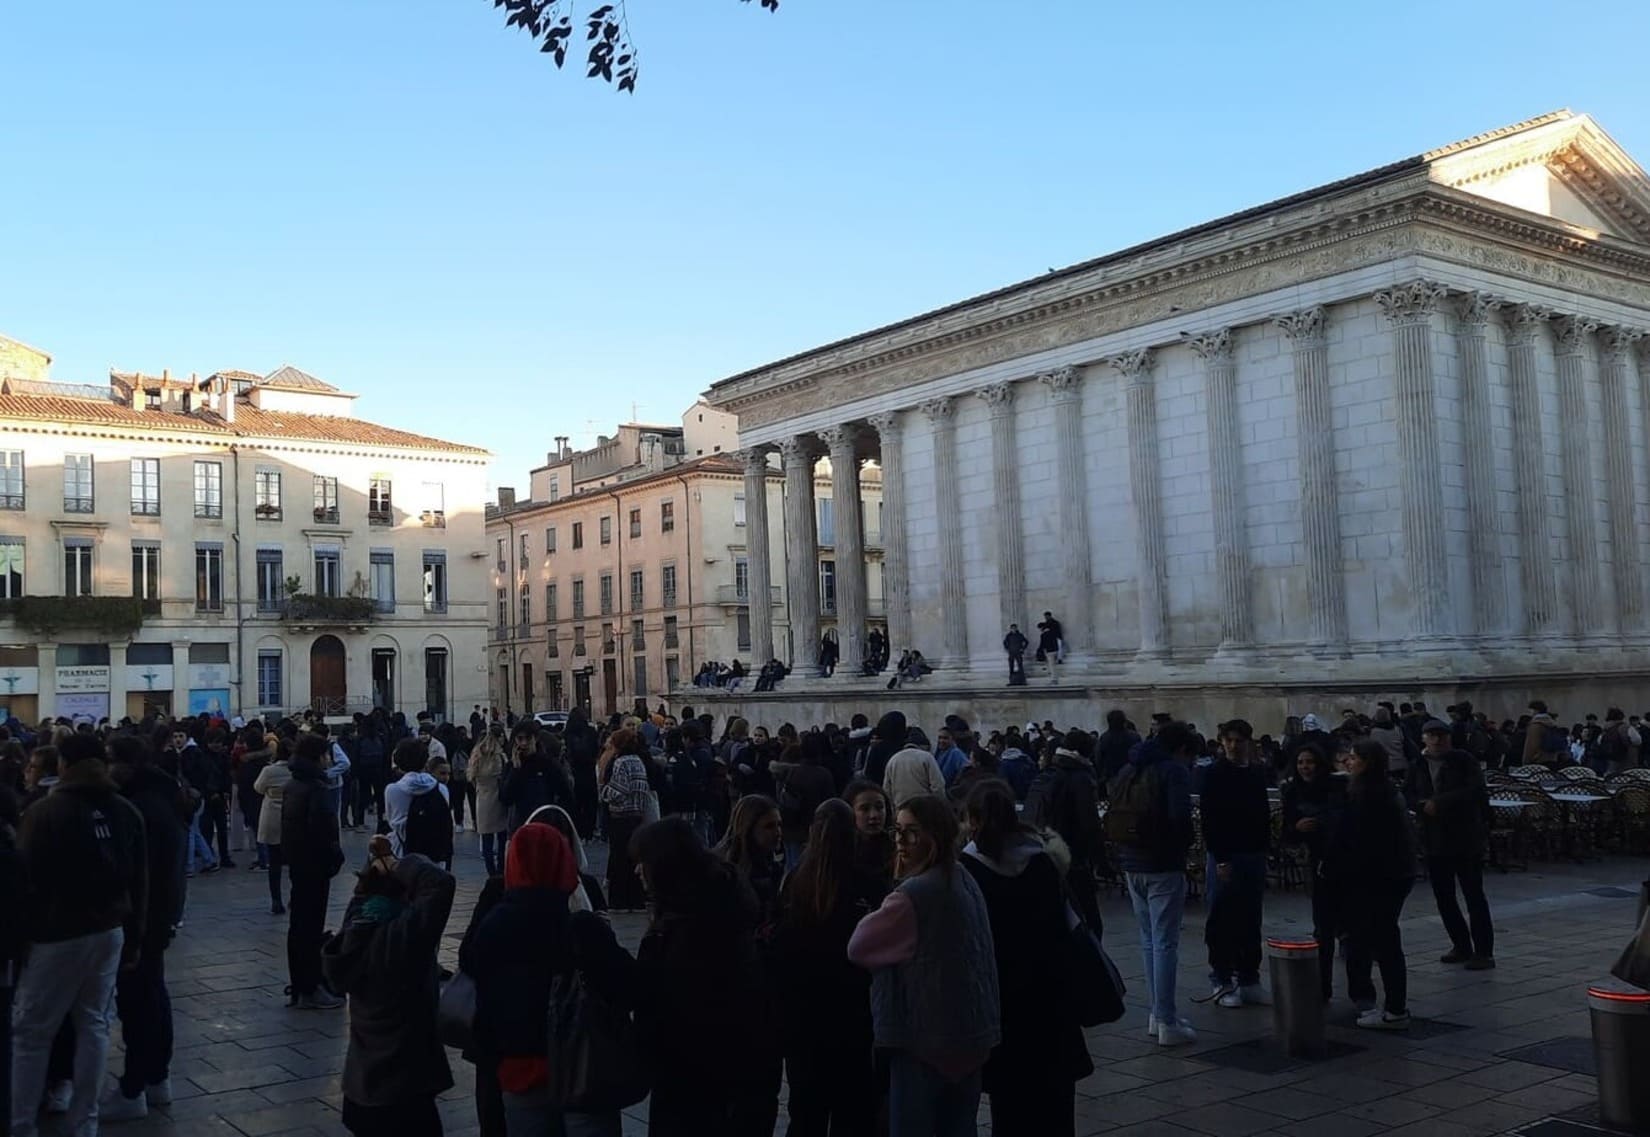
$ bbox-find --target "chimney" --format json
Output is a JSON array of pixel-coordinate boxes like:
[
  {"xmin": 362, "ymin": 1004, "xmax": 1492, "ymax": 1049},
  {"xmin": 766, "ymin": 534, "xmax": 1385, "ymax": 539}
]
[
  {"xmin": 498, "ymin": 486, "xmax": 516, "ymax": 509},
  {"xmin": 639, "ymin": 432, "xmax": 665, "ymax": 473},
  {"xmin": 554, "ymin": 435, "xmax": 570, "ymax": 461},
  {"xmin": 221, "ymin": 376, "xmax": 235, "ymax": 424}
]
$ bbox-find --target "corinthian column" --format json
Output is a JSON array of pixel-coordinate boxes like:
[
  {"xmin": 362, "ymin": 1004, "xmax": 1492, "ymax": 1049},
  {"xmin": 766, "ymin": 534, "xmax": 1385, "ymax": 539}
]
[
  {"xmin": 1601, "ymin": 328, "xmax": 1644, "ymax": 631},
  {"xmin": 1555, "ymin": 315, "xmax": 1604, "ymax": 635},
  {"xmin": 819, "ymin": 425, "xmax": 867, "ymax": 675},
  {"xmin": 922, "ymin": 397, "xmax": 970, "ymax": 665},
  {"xmin": 867, "ymin": 411, "xmax": 911, "ymax": 651},
  {"xmin": 1111, "ymin": 349, "xmax": 1168, "ymax": 661},
  {"xmin": 740, "ymin": 447, "xmax": 775, "ymax": 667},
  {"xmin": 1273, "ymin": 307, "xmax": 1347, "ymax": 653},
  {"xmin": 1504, "ymin": 305, "xmax": 1558, "ymax": 636},
  {"xmin": 1376, "ymin": 281, "xmax": 1453, "ymax": 638},
  {"xmin": 977, "ymin": 382, "xmax": 1026, "ymax": 639},
  {"xmin": 1183, "ymin": 329, "xmax": 1253, "ymax": 657},
  {"xmin": 1038, "ymin": 366, "xmax": 1092, "ymax": 659},
  {"xmin": 1451, "ymin": 292, "xmax": 1506, "ymax": 635},
  {"xmin": 778, "ymin": 436, "xmax": 820, "ymax": 671}
]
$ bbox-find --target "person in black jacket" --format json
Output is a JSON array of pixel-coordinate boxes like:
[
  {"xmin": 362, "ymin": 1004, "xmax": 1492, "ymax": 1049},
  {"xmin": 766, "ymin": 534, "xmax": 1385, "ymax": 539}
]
[
  {"xmin": 100, "ymin": 735, "xmax": 189, "ymax": 1121},
  {"xmin": 1095, "ymin": 709, "xmax": 1141, "ymax": 783},
  {"xmin": 196, "ymin": 729, "xmax": 235, "ymax": 868},
  {"xmin": 323, "ymin": 837, "xmax": 456, "ymax": 1137},
  {"xmin": 11, "ymin": 731, "xmax": 148, "ymax": 1137},
  {"xmin": 1024, "ymin": 730, "xmax": 1104, "ymax": 935},
  {"xmin": 282, "ymin": 735, "xmax": 344, "ymax": 1009},
  {"xmin": 499, "ymin": 725, "xmax": 573, "ymax": 834},
  {"xmin": 562, "ymin": 708, "xmax": 600, "ymax": 839},
  {"xmin": 861, "ymin": 711, "xmax": 906, "ymax": 787},
  {"xmin": 1279, "ymin": 742, "xmax": 1345, "ymax": 1002},
  {"xmin": 1196, "ymin": 719, "xmax": 1273, "ymax": 1008},
  {"xmin": 962, "ymin": 779, "xmax": 1091, "ymax": 1137},
  {"xmin": 1407, "ymin": 719, "xmax": 1494, "ymax": 969}
]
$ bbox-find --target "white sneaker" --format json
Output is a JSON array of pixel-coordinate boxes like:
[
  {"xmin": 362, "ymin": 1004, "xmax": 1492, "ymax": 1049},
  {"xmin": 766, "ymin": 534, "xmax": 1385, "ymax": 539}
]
[
  {"xmin": 45, "ymin": 1080, "xmax": 72, "ymax": 1113},
  {"xmin": 146, "ymin": 1077, "xmax": 173, "ymax": 1106},
  {"xmin": 1157, "ymin": 1017, "xmax": 1198, "ymax": 1047},
  {"xmin": 1237, "ymin": 983, "xmax": 1272, "ymax": 1006},
  {"xmin": 1217, "ymin": 987, "xmax": 1243, "ymax": 1009},
  {"xmin": 1356, "ymin": 1008, "xmax": 1411, "ymax": 1031},
  {"xmin": 1146, "ymin": 1013, "xmax": 1159, "ymax": 1037},
  {"xmin": 98, "ymin": 1090, "xmax": 148, "ymax": 1123}
]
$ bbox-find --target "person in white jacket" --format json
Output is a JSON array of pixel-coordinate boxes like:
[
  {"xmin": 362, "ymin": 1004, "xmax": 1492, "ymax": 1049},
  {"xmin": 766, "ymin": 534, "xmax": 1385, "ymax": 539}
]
[
  {"xmin": 383, "ymin": 738, "xmax": 449, "ymax": 857},
  {"xmin": 882, "ymin": 728, "xmax": 947, "ymax": 809}
]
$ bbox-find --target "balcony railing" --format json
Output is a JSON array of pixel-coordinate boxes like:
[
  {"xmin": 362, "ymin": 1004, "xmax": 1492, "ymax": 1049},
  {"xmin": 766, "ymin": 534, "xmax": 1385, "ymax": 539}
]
[
  {"xmin": 602, "ymin": 639, "xmax": 615, "ymax": 654},
  {"xmin": 631, "ymin": 634, "xmax": 645, "ymax": 650},
  {"xmin": 0, "ymin": 594, "xmax": 146, "ymax": 639},
  {"xmin": 369, "ymin": 508, "xmax": 393, "ymax": 526},
  {"xmin": 313, "ymin": 506, "xmax": 340, "ymax": 524},
  {"xmin": 574, "ymin": 641, "xmax": 587, "ymax": 656},
  {"xmin": 664, "ymin": 630, "xmax": 679, "ymax": 649},
  {"xmin": 662, "ymin": 589, "xmax": 677, "ymax": 609},
  {"xmin": 282, "ymin": 594, "xmax": 378, "ymax": 626},
  {"xmin": 715, "ymin": 584, "xmax": 782, "ymax": 606},
  {"xmin": 421, "ymin": 510, "xmax": 446, "ymax": 528}
]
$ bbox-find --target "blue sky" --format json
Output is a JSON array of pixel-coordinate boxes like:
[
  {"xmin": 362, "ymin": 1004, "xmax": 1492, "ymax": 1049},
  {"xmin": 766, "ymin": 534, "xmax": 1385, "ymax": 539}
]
[{"xmin": 3, "ymin": 1, "xmax": 1647, "ymax": 489}]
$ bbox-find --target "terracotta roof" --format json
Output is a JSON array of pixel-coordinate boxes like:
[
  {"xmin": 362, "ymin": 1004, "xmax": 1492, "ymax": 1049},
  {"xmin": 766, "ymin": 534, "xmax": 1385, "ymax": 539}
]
[
  {"xmin": 0, "ymin": 393, "xmax": 488, "ymax": 455},
  {"xmin": 260, "ymin": 365, "xmax": 343, "ymax": 393},
  {"xmin": 490, "ymin": 454, "xmax": 747, "ymax": 516},
  {"xmin": 210, "ymin": 369, "xmax": 262, "ymax": 383}
]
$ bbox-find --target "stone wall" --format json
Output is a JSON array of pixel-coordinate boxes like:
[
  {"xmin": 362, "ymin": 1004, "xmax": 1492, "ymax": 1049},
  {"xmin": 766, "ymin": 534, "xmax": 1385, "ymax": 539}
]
[{"xmin": 0, "ymin": 336, "xmax": 50, "ymax": 383}]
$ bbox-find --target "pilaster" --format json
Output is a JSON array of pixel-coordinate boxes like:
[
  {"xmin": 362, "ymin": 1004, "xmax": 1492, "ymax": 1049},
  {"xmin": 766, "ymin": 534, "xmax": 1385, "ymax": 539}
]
[
  {"xmin": 1110, "ymin": 348, "xmax": 1168, "ymax": 662},
  {"xmin": 1554, "ymin": 315, "xmax": 1604, "ymax": 636},
  {"xmin": 1504, "ymin": 304, "xmax": 1559, "ymax": 636},
  {"xmin": 739, "ymin": 448, "xmax": 775, "ymax": 667},
  {"xmin": 921, "ymin": 397, "xmax": 970, "ymax": 666},
  {"xmin": 1451, "ymin": 292, "xmax": 1506, "ymax": 636},
  {"xmin": 1601, "ymin": 328, "xmax": 1645, "ymax": 632},
  {"xmin": 977, "ymin": 382, "xmax": 1026, "ymax": 642},
  {"xmin": 1183, "ymin": 329, "xmax": 1254, "ymax": 659},
  {"xmin": 818, "ymin": 425, "xmax": 868, "ymax": 677},
  {"xmin": 1038, "ymin": 366, "xmax": 1092, "ymax": 661},
  {"xmin": 866, "ymin": 411, "xmax": 911, "ymax": 652},
  {"xmin": 777, "ymin": 436, "xmax": 820, "ymax": 672}
]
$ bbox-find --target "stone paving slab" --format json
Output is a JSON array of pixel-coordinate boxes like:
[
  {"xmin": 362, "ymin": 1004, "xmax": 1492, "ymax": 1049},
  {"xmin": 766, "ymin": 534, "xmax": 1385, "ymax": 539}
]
[{"xmin": 28, "ymin": 822, "xmax": 1650, "ymax": 1136}]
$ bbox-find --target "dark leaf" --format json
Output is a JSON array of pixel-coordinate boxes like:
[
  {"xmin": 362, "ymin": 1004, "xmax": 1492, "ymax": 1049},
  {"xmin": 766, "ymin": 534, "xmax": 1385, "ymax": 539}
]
[
  {"xmin": 588, "ymin": 3, "xmax": 613, "ymax": 16},
  {"xmin": 603, "ymin": 20, "xmax": 619, "ymax": 41},
  {"xmin": 617, "ymin": 53, "xmax": 631, "ymax": 64}
]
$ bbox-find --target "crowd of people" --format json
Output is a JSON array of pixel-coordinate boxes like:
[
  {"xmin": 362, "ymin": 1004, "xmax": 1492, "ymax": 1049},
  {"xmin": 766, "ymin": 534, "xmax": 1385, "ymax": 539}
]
[{"xmin": 0, "ymin": 690, "xmax": 1621, "ymax": 1137}]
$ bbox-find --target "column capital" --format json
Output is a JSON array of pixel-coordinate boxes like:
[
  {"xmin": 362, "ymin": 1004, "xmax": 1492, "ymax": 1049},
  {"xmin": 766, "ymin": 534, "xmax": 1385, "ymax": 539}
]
[
  {"xmin": 1181, "ymin": 328, "xmax": 1233, "ymax": 362},
  {"xmin": 1272, "ymin": 306, "xmax": 1326, "ymax": 344},
  {"xmin": 1453, "ymin": 290, "xmax": 1503, "ymax": 328},
  {"xmin": 738, "ymin": 447, "xmax": 770, "ymax": 476},
  {"xmin": 920, "ymin": 396, "xmax": 955, "ymax": 422},
  {"xmin": 1503, "ymin": 303, "xmax": 1552, "ymax": 344},
  {"xmin": 1037, "ymin": 365, "xmax": 1083, "ymax": 401},
  {"xmin": 976, "ymin": 382, "xmax": 1016, "ymax": 415},
  {"xmin": 1375, "ymin": 280, "xmax": 1449, "ymax": 326},
  {"xmin": 1107, "ymin": 348, "xmax": 1154, "ymax": 384},
  {"xmin": 866, "ymin": 410, "xmax": 902, "ymax": 436},
  {"xmin": 1553, "ymin": 315, "xmax": 1601, "ymax": 355},
  {"xmin": 1603, "ymin": 326, "xmax": 1647, "ymax": 359},
  {"xmin": 776, "ymin": 436, "xmax": 817, "ymax": 466},
  {"xmin": 816, "ymin": 424, "xmax": 861, "ymax": 453}
]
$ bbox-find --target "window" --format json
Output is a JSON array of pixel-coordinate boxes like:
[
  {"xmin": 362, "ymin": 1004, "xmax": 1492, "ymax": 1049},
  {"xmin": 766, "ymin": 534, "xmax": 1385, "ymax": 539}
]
[
  {"xmin": 737, "ymin": 610, "xmax": 751, "ymax": 651},
  {"xmin": 130, "ymin": 458, "xmax": 160, "ymax": 515},
  {"xmin": 255, "ymin": 469, "xmax": 282, "ymax": 520},
  {"xmin": 546, "ymin": 581, "xmax": 558, "ymax": 622},
  {"xmin": 548, "ymin": 633, "xmax": 559, "ymax": 659},
  {"xmin": 735, "ymin": 557, "xmax": 749, "ymax": 601},
  {"xmin": 574, "ymin": 625, "xmax": 587, "ymax": 656},
  {"xmin": 549, "ymin": 475, "xmax": 561, "ymax": 502},
  {"xmin": 370, "ymin": 550, "xmax": 395, "ymax": 613},
  {"xmin": 545, "ymin": 526, "xmax": 557, "ymax": 554},
  {"xmin": 421, "ymin": 482, "xmax": 445, "ymax": 528},
  {"xmin": 661, "ymin": 564, "xmax": 677, "ymax": 609},
  {"xmin": 195, "ymin": 544, "xmax": 224, "ymax": 611},
  {"xmin": 602, "ymin": 622, "xmax": 615, "ymax": 653},
  {"xmin": 424, "ymin": 647, "xmax": 449, "ymax": 719},
  {"xmin": 64, "ymin": 540, "xmax": 93, "ymax": 598},
  {"xmin": 661, "ymin": 500, "xmax": 675, "ymax": 533},
  {"xmin": 422, "ymin": 551, "xmax": 448, "ymax": 613},
  {"xmin": 819, "ymin": 559, "xmax": 836, "ymax": 614},
  {"xmin": 519, "ymin": 534, "xmax": 529, "ymax": 572},
  {"xmin": 629, "ymin": 568, "xmax": 644, "ymax": 611},
  {"xmin": 631, "ymin": 617, "xmax": 645, "ymax": 649},
  {"xmin": 496, "ymin": 586, "xmax": 508, "ymax": 632},
  {"xmin": 632, "ymin": 655, "xmax": 648, "ymax": 698},
  {"xmin": 733, "ymin": 493, "xmax": 746, "ymax": 528},
  {"xmin": 190, "ymin": 461, "xmax": 222, "ymax": 519},
  {"xmin": 132, "ymin": 543, "xmax": 161, "ymax": 603},
  {"xmin": 818, "ymin": 497, "xmax": 834, "ymax": 546},
  {"xmin": 599, "ymin": 516, "xmax": 612, "ymax": 546},
  {"xmin": 665, "ymin": 656, "xmax": 680, "ymax": 689},
  {"xmin": 188, "ymin": 642, "xmax": 230, "ymax": 665},
  {"xmin": 0, "ymin": 452, "xmax": 21, "ymax": 511},
  {"xmin": 0, "ymin": 538, "xmax": 23, "ymax": 598},
  {"xmin": 257, "ymin": 548, "xmax": 284, "ymax": 611},
  {"xmin": 63, "ymin": 454, "xmax": 93, "ymax": 513},
  {"xmin": 314, "ymin": 548, "xmax": 341, "ymax": 597},
  {"xmin": 313, "ymin": 475, "xmax": 339, "ymax": 524},
  {"xmin": 572, "ymin": 522, "xmax": 584, "ymax": 550},
  {"xmin": 257, "ymin": 650, "xmax": 283, "ymax": 707},
  {"xmin": 629, "ymin": 508, "xmax": 642, "ymax": 539},
  {"xmin": 519, "ymin": 581, "xmax": 531, "ymax": 625},
  {"xmin": 664, "ymin": 614, "xmax": 679, "ymax": 649},
  {"xmin": 496, "ymin": 538, "xmax": 506, "ymax": 572},
  {"xmin": 144, "ymin": 388, "xmax": 161, "ymax": 410},
  {"xmin": 369, "ymin": 477, "xmax": 393, "ymax": 525},
  {"xmin": 599, "ymin": 572, "xmax": 613, "ymax": 616},
  {"xmin": 572, "ymin": 579, "xmax": 586, "ymax": 619}
]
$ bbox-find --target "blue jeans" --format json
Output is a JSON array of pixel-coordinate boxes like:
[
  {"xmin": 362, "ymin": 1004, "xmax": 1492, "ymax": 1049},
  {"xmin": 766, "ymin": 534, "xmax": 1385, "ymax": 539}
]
[
  {"xmin": 887, "ymin": 1051, "xmax": 980, "ymax": 1137},
  {"xmin": 1126, "ymin": 870, "xmax": 1187, "ymax": 1024},
  {"xmin": 185, "ymin": 800, "xmax": 216, "ymax": 874},
  {"xmin": 481, "ymin": 830, "xmax": 508, "ymax": 877},
  {"xmin": 1204, "ymin": 851, "xmax": 1266, "ymax": 988},
  {"xmin": 9, "ymin": 928, "xmax": 124, "ymax": 1137}
]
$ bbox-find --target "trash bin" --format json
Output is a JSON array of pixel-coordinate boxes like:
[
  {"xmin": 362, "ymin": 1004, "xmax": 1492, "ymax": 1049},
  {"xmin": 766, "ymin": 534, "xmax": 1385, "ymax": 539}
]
[
  {"xmin": 1589, "ymin": 978, "xmax": 1650, "ymax": 1131},
  {"xmin": 1266, "ymin": 936, "xmax": 1324, "ymax": 1058}
]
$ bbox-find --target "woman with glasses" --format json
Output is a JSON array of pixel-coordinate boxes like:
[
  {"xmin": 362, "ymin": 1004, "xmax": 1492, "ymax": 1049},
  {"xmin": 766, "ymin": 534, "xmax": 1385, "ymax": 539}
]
[{"xmin": 848, "ymin": 795, "xmax": 999, "ymax": 1137}]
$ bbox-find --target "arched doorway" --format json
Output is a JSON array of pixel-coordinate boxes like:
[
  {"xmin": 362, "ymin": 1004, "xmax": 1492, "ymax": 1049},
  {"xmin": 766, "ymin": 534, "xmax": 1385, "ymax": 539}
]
[{"xmin": 310, "ymin": 635, "xmax": 346, "ymax": 715}]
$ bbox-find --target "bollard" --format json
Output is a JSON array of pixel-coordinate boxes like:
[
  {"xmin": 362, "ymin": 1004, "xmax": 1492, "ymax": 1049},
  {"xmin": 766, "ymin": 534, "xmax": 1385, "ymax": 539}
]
[
  {"xmin": 1265, "ymin": 936, "xmax": 1325, "ymax": 1058},
  {"xmin": 1588, "ymin": 978, "xmax": 1650, "ymax": 1131}
]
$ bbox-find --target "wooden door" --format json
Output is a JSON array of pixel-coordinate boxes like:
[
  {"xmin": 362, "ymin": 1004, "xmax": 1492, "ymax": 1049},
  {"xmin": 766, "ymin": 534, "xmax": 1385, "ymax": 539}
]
[{"xmin": 309, "ymin": 635, "xmax": 346, "ymax": 714}]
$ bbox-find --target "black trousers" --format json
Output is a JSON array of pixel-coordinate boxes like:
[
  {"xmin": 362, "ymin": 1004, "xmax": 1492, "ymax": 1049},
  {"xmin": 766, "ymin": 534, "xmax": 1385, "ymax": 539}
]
[
  {"xmin": 1344, "ymin": 878, "xmax": 1411, "ymax": 1014},
  {"xmin": 449, "ymin": 777, "xmax": 472, "ymax": 827},
  {"xmin": 286, "ymin": 869, "xmax": 331, "ymax": 997},
  {"xmin": 1428, "ymin": 854, "xmax": 1494, "ymax": 957},
  {"xmin": 606, "ymin": 814, "xmax": 645, "ymax": 909},
  {"xmin": 1007, "ymin": 652, "xmax": 1026, "ymax": 684},
  {"xmin": 199, "ymin": 797, "xmax": 232, "ymax": 863},
  {"xmin": 472, "ymin": 1054, "xmax": 506, "ymax": 1137},
  {"xmin": 116, "ymin": 941, "xmax": 173, "ymax": 1097},
  {"xmin": 1308, "ymin": 867, "xmax": 1338, "ymax": 1000},
  {"xmin": 785, "ymin": 1049, "xmax": 875, "ymax": 1137},
  {"xmin": 343, "ymin": 1094, "xmax": 443, "ymax": 1137},
  {"xmin": 990, "ymin": 1077, "xmax": 1075, "ymax": 1137},
  {"xmin": 1068, "ymin": 861, "xmax": 1103, "ymax": 940},
  {"xmin": 267, "ymin": 844, "xmax": 287, "ymax": 909}
]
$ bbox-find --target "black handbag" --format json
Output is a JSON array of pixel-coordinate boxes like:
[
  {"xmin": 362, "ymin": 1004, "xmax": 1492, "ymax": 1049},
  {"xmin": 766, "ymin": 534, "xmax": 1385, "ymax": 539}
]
[
  {"xmin": 1064, "ymin": 910, "xmax": 1126, "ymax": 1027},
  {"xmin": 546, "ymin": 971, "xmax": 650, "ymax": 1112},
  {"xmin": 437, "ymin": 970, "xmax": 477, "ymax": 1051}
]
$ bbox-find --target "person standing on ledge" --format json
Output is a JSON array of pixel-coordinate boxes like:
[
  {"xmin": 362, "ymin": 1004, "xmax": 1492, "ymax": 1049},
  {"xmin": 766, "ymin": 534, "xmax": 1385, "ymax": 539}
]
[
  {"xmin": 1002, "ymin": 624, "xmax": 1029, "ymax": 687},
  {"xmin": 1036, "ymin": 611, "xmax": 1064, "ymax": 681}
]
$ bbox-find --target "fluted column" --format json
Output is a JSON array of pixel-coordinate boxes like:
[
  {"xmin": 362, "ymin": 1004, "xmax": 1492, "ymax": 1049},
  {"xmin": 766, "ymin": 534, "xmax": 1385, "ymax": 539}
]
[
  {"xmin": 1038, "ymin": 366, "xmax": 1092, "ymax": 659},
  {"xmin": 1183, "ymin": 329, "xmax": 1253, "ymax": 657},
  {"xmin": 819, "ymin": 425, "xmax": 867, "ymax": 675},
  {"xmin": 778, "ymin": 436, "xmax": 820, "ymax": 670},
  {"xmin": 740, "ymin": 448, "xmax": 775, "ymax": 666},
  {"xmin": 867, "ymin": 411, "xmax": 911, "ymax": 651},
  {"xmin": 1504, "ymin": 305, "xmax": 1558, "ymax": 636},
  {"xmin": 922, "ymin": 397, "xmax": 970, "ymax": 665},
  {"xmin": 1111, "ymin": 349, "xmax": 1168, "ymax": 661},
  {"xmin": 977, "ymin": 382, "xmax": 1026, "ymax": 639},
  {"xmin": 1601, "ymin": 328, "xmax": 1644, "ymax": 632},
  {"xmin": 1555, "ymin": 316, "xmax": 1604, "ymax": 635},
  {"xmin": 1451, "ymin": 292, "xmax": 1506, "ymax": 635},
  {"xmin": 1273, "ymin": 307, "xmax": 1347, "ymax": 653},
  {"xmin": 1376, "ymin": 280, "xmax": 1453, "ymax": 638}
]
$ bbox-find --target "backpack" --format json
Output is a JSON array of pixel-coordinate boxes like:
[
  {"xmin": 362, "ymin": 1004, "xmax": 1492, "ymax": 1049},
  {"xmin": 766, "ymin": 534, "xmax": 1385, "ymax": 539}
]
[
  {"xmin": 1103, "ymin": 763, "xmax": 1163, "ymax": 853},
  {"xmin": 403, "ymin": 789, "xmax": 453, "ymax": 860}
]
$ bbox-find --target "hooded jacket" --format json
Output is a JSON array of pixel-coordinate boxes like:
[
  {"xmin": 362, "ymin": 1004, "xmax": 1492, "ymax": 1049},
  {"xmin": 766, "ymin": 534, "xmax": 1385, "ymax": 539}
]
[
  {"xmin": 862, "ymin": 712, "xmax": 907, "ymax": 785},
  {"xmin": 882, "ymin": 745, "xmax": 946, "ymax": 809},
  {"xmin": 252, "ymin": 759, "xmax": 292, "ymax": 846},
  {"xmin": 322, "ymin": 855, "xmax": 456, "ymax": 1108},
  {"xmin": 282, "ymin": 756, "xmax": 344, "ymax": 876},
  {"xmin": 1025, "ymin": 749, "xmax": 1102, "ymax": 863},
  {"xmin": 384, "ymin": 771, "xmax": 448, "ymax": 858}
]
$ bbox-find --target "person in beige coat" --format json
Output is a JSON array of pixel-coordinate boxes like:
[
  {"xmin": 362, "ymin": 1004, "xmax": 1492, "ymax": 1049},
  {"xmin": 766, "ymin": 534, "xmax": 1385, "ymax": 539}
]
[
  {"xmin": 468, "ymin": 725, "xmax": 511, "ymax": 875},
  {"xmin": 253, "ymin": 748, "xmax": 293, "ymax": 914},
  {"xmin": 882, "ymin": 728, "xmax": 947, "ymax": 810}
]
